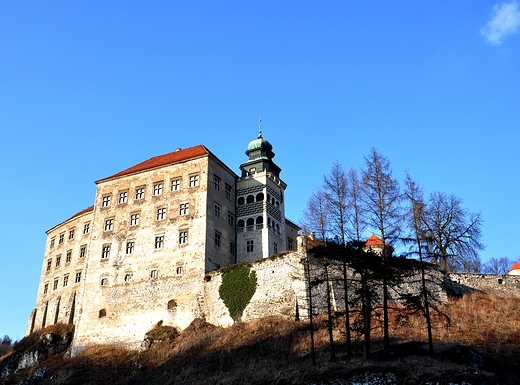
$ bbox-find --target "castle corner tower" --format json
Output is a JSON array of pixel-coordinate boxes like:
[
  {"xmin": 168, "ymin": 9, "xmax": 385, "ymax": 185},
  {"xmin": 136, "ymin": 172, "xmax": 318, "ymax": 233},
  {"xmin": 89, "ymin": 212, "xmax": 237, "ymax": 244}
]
[{"xmin": 235, "ymin": 133, "xmax": 288, "ymax": 262}]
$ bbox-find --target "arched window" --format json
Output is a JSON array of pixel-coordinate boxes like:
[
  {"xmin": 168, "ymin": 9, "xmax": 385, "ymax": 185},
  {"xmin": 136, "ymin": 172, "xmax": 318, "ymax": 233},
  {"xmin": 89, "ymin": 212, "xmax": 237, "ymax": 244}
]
[
  {"xmin": 271, "ymin": 198, "xmax": 275, "ymax": 205},
  {"xmin": 256, "ymin": 216, "xmax": 263, "ymax": 230},
  {"xmin": 256, "ymin": 193, "xmax": 264, "ymax": 202},
  {"xmin": 237, "ymin": 219, "xmax": 245, "ymax": 230},
  {"xmin": 99, "ymin": 309, "xmax": 106, "ymax": 318},
  {"xmin": 267, "ymin": 193, "xmax": 271, "ymax": 202},
  {"xmin": 246, "ymin": 195, "xmax": 254, "ymax": 204},
  {"xmin": 276, "ymin": 224, "xmax": 280, "ymax": 234},
  {"xmin": 246, "ymin": 218, "xmax": 254, "ymax": 231},
  {"xmin": 276, "ymin": 201, "xmax": 280, "ymax": 207},
  {"xmin": 167, "ymin": 299, "xmax": 177, "ymax": 310},
  {"xmin": 238, "ymin": 197, "xmax": 245, "ymax": 205}
]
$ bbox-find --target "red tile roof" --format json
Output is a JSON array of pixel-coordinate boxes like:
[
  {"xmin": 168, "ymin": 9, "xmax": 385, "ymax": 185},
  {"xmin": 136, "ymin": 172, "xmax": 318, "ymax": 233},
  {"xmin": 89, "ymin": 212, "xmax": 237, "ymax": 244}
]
[
  {"xmin": 96, "ymin": 145, "xmax": 210, "ymax": 184},
  {"xmin": 365, "ymin": 234, "xmax": 384, "ymax": 247},
  {"xmin": 508, "ymin": 262, "xmax": 520, "ymax": 273}
]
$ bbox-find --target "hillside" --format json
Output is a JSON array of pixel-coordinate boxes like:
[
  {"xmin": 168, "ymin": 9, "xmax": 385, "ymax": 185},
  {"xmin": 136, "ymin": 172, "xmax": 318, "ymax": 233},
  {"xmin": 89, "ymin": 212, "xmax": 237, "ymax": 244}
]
[{"xmin": 1, "ymin": 292, "xmax": 520, "ymax": 385}]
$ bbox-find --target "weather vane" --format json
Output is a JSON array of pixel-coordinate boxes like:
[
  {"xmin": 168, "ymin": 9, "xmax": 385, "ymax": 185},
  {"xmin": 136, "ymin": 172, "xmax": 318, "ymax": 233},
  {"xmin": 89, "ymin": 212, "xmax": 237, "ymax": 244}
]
[{"xmin": 258, "ymin": 115, "xmax": 262, "ymax": 138}]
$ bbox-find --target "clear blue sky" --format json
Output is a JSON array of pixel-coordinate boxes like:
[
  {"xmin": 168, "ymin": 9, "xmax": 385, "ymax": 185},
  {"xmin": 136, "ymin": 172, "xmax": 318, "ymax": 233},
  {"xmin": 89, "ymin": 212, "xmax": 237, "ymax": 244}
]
[{"xmin": 1, "ymin": 1, "xmax": 519, "ymax": 341}]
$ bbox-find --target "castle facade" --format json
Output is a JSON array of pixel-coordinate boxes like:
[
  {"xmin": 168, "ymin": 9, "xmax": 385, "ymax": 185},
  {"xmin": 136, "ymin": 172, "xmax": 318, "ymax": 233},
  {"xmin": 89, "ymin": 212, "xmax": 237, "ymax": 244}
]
[{"xmin": 28, "ymin": 135, "xmax": 300, "ymax": 354}]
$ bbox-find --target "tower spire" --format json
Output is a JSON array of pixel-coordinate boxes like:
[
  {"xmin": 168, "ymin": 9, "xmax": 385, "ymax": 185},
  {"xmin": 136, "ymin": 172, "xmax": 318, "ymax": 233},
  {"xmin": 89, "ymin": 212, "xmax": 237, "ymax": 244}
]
[{"xmin": 258, "ymin": 116, "xmax": 262, "ymax": 138}]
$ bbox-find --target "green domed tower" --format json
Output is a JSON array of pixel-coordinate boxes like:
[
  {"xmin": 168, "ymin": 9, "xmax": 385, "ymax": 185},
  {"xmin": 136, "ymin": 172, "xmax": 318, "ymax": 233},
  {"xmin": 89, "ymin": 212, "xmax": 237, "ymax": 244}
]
[
  {"xmin": 235, "ymin": 130, "xmax": 297, "ymax": 263},
  {"xmin": 239, "ymin": 133, "xmax": 281, "ymax": 178}
]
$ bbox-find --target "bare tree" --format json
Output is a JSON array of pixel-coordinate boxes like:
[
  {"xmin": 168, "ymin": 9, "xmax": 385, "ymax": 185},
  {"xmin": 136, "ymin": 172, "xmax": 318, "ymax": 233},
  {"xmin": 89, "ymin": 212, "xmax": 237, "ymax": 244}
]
[
  {"xmin": 403, "ymin": 173, "xmax": 433, "ymax": 355},
  {"xmin": 301, "ymin": 189, "xmax": 330, "ymax": 240},
  {"xmin": 422, "ymin": 191, "xmax": 484, "ymax": 273},
  {"xmin": 361, "ymin": 147, "xmax": 403, "ymax": 350},
  {"xmin": 322, "ymin": 161, "xmax": 353, "ymax": 356},
  {"xmin": 483, "ymin": 257, "xmax": 514, "ymax": 274},
  {"xmin": 323, "ymin": 161, "xmax": 349, "ymax": 244},
  {"xmin": 346, "ymin": 167, "xmax": 365, "ymax": 241}
]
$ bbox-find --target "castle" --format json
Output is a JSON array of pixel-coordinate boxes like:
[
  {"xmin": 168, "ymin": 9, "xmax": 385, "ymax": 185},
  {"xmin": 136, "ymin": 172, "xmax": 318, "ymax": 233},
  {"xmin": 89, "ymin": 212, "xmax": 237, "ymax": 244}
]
[
  {"xmin": 28, "ymin": 134, "xmax": 302, "ymax": 354},
  {"xmin": 28, "ymin": 133, "xmax": 520, "ymax": 355}
]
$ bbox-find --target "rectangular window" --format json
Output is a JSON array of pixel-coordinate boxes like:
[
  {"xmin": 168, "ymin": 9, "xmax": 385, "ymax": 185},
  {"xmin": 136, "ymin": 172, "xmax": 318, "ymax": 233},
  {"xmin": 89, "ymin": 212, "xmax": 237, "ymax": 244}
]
[
  {"xmin": 105, "ymin": 218, "xmax": 114, "ymax": 231},
  {"xmin": 124, "ymin": 273, "xmax": 132, "ymax": 282},
  {"xmin": 176, "ymin": 266, "xmax": 183, "ymax": 274},
  {"xmin": 155, "ymin": 235, "xmax": 164, "ymax": 249},
  {"xmin": 63, "ymin": 274, "xmax": 69, "ymax": 287},
  {"xmin": 69, "ymin": 229, "xmax": 75, "ymax": 240},
  {"xmin": 80, "ymin": 245, "xmax": 87, "ymax": 258},
  {"xmin": 59, "ymin": 233, "xmax": 64, "ymax": 244},
  {"xmin": 230, "ymin": 241, "xmax": 236, "ymax": 256},
  {"xmin": 126, "ymin": 241, "xmax": 134, "ymax": 254},
  {"xmin": 47, "ymin": 259, "xmax": 52, "ymax": 272},
  {"xmin": 213, "ymin": 176, "xmax": 220, "ymax": 191},
  {"xmin": 130, "ymin": 213, "xmax": 140, "ymax": 226},
  {"xmin": 274, "ymin": 242, "xmax": 278, "ymax": 254},
  {"xmin": 150, "ymin": 269, "xmax": 158, "ymax": 279},
  {"xmin": 215, "ymin": 231, "xmax": 221, "ymax": 247},
  {"xmin": 153, "ymin": 182, "xmax": 163, "ymax": 196},
  {"xmin": 287, "ymin": 237, "xmax": 294, "ymax": 250},
  {"xmin": 225, "ymin": 184, "xmax": 232, "ymax": 200},
  {"xmin": 214, "ymin": 204, "xmax": 221, "ymax": 218},
  {"xmin": 179, "ymin": 203, "xmax": 189, "ymax": 215},
  {"xmin": 50, "ymin": 238, "xmax": 55, "ymax": 248},
  {"xmin": 75, "ymin": 271, "xmax": 81, "ymax": 283},
  {"xmin": 157, "ymin": 207, "xmax": 166, "ymax": 220},
  {"xmin": 55, "ymin": 255, "xmax": 61, "ymax": 267},
  {"xmin": 228, "ymin": 212, "xmax": 234, "ymax": 227},
  {"xmin": 53, "ymin": 278, "xmax": 59, "ymax": 290},
  {"xmin": 44, "ymin": 283, "xmax": 49, "ymax": 294},
  {"xmin": 171, "ymin": 178, "xmax": 180, "ymax": 191},
  {"xmin": 102, "ymin": 244, "xmax": 111, "ymax": 259},
  {"xmin": 102, "ymin": 195, "xmax": 111, "ymax": 207},
  {"xmin": 83, "ymin": 222, "xmax": 90, "ymax": 234},
  {"xmin": 179, "ymin": 231, "xmax": 188, "ymax": 244},
  {"xmin": 247, "ymin": 240, "xmax": 254, "ymax": 253},
  {"xmin": 119, "ymin": 191, "xmax": 128, "ymax": 204},
  {"xmin": 135, "ymin": 187, "xmax": 145, "ymax": 200},
  {"xmin": 189, "ymin": 175, "xmax": 199, "ymax": 187},
  {"xmin": 101, "ymin": 277, "xmax": 108, "ymax": 286},
  {"xmin": 66, "ymin": 250, "xmax": 72, "ymax": 263}
]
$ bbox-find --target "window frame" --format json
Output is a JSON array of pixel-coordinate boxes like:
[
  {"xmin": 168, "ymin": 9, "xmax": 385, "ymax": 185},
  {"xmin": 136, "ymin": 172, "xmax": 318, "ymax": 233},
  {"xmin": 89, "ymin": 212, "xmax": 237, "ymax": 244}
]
[
  {"xmin": 157, "ymin": 207, "xmax": 166, "ymax": 221},
  {"xmin": 104, "ymin": 218, "xmax": 114, "ymax": 232},
  {"xmin": 171, "ymin": 178, "xmax": 181, "ymax": 191},
  {"xmin": 179, "ymin": 230, "xmax": 188, "ymax": 244},
  {"xmin": 189, "ymin": 174, "xmax": 199, "ymax": 187},
  {"xmin": 179, "ymin": 203, "xmax": 189, "ymax": 216},
  {"xmin": 214, "ymin": 203, "xmax": 221, "ymax": 218},
  {"xmin": 126, "ymin": 241, "xmax": 135, "ymax": 254},
  {"xmin": 135, "ymin": 186, "xmax": 145, "ymax": 200},
  {"xmin": 153, "ymin": 182, "xmax": 163, "ymax": 196},
  {"xmin": 118, "ymin": 191, "xmax": 128, "ymax": 204},
  {"xmin": 130, "ymin": 213, "xmax": 140, "ymax": 226},
  {"xmin": 102, "ymin": 195, "xmax": 111, "ymax": 208},
  {"xmin": 101, "ymin": 244, "xmax": 111, "ymax": 259},
  {"xmin": 155, "ymin": 235, "xmax": 164, "ymax": 249}
]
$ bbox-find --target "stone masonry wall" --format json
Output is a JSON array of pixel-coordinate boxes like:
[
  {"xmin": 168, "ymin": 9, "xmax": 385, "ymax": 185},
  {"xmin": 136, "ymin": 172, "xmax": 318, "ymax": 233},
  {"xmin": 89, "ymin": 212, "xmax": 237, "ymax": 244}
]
[
  {"xmin": 203, "ymin": 251, "xmax": 307, "ymax": 327},
  {"xmin": 446, "ymin": 273, "xmax": 520, "ymax": 297}
]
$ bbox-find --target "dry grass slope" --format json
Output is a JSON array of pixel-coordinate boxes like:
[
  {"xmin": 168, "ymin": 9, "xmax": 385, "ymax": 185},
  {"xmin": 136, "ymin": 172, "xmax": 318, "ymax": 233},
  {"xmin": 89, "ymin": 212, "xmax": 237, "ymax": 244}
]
[{"xmin": 1, "ymin": 293, "xmax": 520, "ymax": 385}]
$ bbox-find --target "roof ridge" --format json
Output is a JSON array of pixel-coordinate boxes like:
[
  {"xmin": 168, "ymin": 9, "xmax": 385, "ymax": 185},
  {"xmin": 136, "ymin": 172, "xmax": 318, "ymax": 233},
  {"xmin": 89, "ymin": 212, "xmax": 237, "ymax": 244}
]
[{"xmin": 95, "ymin": 145, "xmax": 210, "ymax": 183}]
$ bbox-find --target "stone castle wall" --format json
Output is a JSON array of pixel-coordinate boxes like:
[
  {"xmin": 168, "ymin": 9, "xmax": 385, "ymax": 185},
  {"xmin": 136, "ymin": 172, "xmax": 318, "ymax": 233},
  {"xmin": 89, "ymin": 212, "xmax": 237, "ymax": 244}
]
[{"xmin": 446, "ymin": 273, "xmax": 520, "ymax": 297}]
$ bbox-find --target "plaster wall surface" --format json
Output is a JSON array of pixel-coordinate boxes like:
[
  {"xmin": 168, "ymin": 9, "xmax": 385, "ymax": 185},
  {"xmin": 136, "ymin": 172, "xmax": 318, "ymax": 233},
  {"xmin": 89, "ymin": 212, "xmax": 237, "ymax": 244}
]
[
  {"xmin": 71, "ymin": 153, "xmax": 239, "ymax": 354},
  {"xmin": 28, "ymin": 209, "xmax": 92, "ymax": 334}
]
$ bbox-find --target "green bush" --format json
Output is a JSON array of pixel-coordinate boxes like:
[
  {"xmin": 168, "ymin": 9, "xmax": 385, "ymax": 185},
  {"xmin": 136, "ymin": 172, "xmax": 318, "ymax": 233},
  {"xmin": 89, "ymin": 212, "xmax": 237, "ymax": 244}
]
[{"xmin": 219, "ymin": 264, "xmax": 257, "ymax": 322}]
